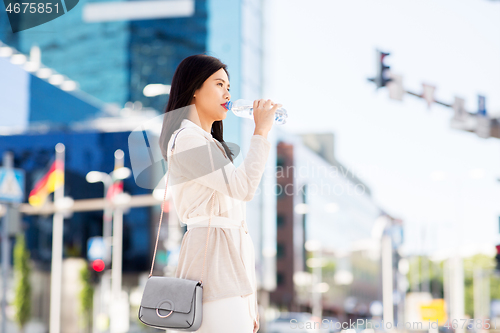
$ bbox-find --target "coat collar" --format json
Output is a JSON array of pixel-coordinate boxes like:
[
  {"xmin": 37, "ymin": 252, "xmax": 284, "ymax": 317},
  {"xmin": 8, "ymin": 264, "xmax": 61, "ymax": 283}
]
[
  {"xmin": 180, "ymin": 118, "xmax": 228, "ymax": 159},
  {"xmin": 180, "ymin": 118, "xmax": 213, "ymax": 140}
]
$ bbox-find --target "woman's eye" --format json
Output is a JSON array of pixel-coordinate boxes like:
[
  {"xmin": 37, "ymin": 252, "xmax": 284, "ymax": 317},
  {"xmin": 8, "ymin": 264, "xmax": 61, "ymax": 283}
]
[{"xmin": 218, "ymin": 83, "xmax": 230, "ymax": 91}]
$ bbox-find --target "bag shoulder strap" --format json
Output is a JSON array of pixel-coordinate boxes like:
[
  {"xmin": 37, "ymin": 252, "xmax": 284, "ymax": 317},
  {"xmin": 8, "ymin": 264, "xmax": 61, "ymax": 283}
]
[
  {"xmin": 170, "ymin": 127, "xmax": 187, "ymax": 151},
  {"xmin": 150, "ymin": 126, "xmax": 216, "ymax": 286}
]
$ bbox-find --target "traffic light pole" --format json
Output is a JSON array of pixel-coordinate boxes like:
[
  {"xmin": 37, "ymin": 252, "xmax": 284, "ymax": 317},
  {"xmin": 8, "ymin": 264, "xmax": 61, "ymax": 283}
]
[
  {"xmin": 368, "ymin": 49, "xmax": 500, "ymax": 139},
  {"xmin": 405, "ymin": 90, "xmax": 452, "ymax": 108}
]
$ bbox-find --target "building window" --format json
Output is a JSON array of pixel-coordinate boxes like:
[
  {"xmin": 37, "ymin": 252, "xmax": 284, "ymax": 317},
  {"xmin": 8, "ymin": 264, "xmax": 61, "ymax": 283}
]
[
  {"xmin": 277, "ymin": 243, "xmax": 285, "ymax": 259},
  {"xmin": 277, "ymin": 272, "xmax": 285, "ymax": 286},
  {"xmin": 277, "ymin": 186, "xmax": 288, "ymax": 199},
  {"xmin": 277, "ymin": 156, "xmax": 285, "ymax": 169},
  {"xmin": 277, "ymin": 215, "xmax": 285, "ymax": 228}
]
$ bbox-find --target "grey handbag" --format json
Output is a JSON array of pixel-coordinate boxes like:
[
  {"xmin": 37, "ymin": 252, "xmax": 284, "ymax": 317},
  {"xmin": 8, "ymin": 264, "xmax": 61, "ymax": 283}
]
[{"xmin": 138, "ymin": 127, "xmax": 216, "ymax": 331}]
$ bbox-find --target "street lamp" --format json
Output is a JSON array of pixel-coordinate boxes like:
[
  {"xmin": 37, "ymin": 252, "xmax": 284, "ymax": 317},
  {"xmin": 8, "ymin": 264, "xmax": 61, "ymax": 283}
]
[
  {"xmin": 86, "ymin": 167, "xmax": 131, "ymax": 186},
  {"xmin": 143, "ymin": 83, "xmax": 171, "ymax": 97},
  {"xmin": 112, "ymin": 167, "xmax": 131, "ymax": 181},
  {"xmin": 85, "ymin": 151, "xmax": 131, "ymax": 333},
  {"xmin": 294, "ymin": 203, "xmax": 308, "ymax": 215},
  {"xmin": 86, "ymin": 166, "xmax": 132, "ymax": 263}
]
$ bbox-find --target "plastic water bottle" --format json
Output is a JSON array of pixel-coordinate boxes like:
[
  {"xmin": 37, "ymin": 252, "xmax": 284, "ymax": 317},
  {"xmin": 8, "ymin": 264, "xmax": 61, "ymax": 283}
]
[{"xmin": 224, "ymin": 99, "xmax": 288, "ymax": 125}]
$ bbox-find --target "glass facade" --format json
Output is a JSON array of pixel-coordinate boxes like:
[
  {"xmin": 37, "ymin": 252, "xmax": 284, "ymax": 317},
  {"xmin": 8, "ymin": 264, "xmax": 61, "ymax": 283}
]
[
  {"xmin": 128, "ymin": 0, "xmax": 207, "ymax": 112},
  {"xmin": 293, "ymin": 142, "xmax": 381, "ymax": 253},
  {"xmin": 0, "ymin": 55, "xmax": 103, "ymax": 132},
  {"xmin": 0, "ymin": 0, "xmax": 207, "ymax": 112}
]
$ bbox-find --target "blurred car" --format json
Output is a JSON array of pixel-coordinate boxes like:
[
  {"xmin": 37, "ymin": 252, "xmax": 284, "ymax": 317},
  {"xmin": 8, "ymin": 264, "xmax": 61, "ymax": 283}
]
[
  {"xmin": 439, "ymin": 324, "xmax": 455, "ymax": 333},
  {"xmin": 344, "ymin": 319, "xmax": 387, "ymax": 333},
  {"xmin": 318, "ymin": 316, "xmax": 341, "ymax": 333},
  {"xmin": 466, "ymin": 323, "xmax": 476, "ymax": 333},
  {"xmin": 266, "ymin": 312, "xmax": 318, "ymax": 333}
]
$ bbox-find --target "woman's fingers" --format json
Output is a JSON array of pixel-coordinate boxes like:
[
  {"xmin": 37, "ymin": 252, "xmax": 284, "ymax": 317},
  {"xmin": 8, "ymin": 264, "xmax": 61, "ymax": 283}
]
[
  {"xmin": 254, "ymin": 99, "xmax": 280, "ymax": 111},
  {"xmin": 252, "ymin": 98, "xmax": 281, "ymax": 136},
  {"xmin": 272, "ymin": 103, "xmax": 282, "ymax": 111}
]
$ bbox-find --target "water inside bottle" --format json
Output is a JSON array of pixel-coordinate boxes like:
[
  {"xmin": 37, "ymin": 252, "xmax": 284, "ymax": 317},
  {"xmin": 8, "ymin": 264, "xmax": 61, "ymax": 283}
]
[{"xmin": 224, "ymin": 100, "xmax": 287, "ymax": 125}]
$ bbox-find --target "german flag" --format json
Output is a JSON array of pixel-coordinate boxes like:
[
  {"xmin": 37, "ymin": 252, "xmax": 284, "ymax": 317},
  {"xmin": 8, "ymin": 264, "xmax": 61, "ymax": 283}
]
[{"xmin": 28, "ymin": 159, "xmax": 64, "ymax": 207}]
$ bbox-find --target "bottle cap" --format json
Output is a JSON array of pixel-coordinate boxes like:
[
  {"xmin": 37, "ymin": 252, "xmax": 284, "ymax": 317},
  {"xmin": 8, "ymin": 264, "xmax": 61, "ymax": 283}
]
[{"xmin": 224, "ymin": 101, "xmax": 232, "ymax": 111}]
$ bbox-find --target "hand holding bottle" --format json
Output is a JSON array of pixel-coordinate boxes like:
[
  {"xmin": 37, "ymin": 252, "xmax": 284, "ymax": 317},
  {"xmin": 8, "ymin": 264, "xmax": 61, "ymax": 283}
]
[
  {"xmin": 224, "ymin": 99, "xmax": 288, "ymax": 126},
  {"xmin": 253, "ymin": 99, "xmax": 282, "ymax": 138}
]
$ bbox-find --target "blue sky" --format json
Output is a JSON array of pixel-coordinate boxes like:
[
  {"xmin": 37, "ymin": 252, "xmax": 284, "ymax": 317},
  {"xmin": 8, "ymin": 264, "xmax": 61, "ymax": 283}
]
[{"xmin": 265, "ymin": 0, "xmax": 500, "ymax": 256}]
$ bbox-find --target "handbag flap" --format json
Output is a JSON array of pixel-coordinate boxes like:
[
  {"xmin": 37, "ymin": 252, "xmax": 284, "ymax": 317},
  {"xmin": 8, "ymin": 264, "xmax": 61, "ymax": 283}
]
[{"xmin": 140, "ymin": 276, "xmax": 200, "ymax": 314}]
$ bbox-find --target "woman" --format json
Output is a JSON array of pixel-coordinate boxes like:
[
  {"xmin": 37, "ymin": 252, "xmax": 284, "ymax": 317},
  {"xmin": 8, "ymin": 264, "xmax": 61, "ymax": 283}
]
[{"xmin": 158, "ymin": 54, "xmax": 281, "ymax": 333}]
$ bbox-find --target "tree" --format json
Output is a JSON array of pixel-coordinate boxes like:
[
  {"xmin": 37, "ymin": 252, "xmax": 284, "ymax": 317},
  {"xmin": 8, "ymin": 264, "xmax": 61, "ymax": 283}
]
[
  {"xmin": 408, "ymin": 254, "xmax": 499, "ymax": 318},
  {"xmin": 78, "ymin": 264, "xmax": 94, "ymax": 333},
  {"xmin": 463, "ymin": 254, "xmax": 496, "ymax": 318},
  {"xmin": 13, "ymin": 233, "xmax": 32, "ymax": 333},
  {"xmin": 407, "ymin": 256, "xmax": 444, "ymax": 298}
]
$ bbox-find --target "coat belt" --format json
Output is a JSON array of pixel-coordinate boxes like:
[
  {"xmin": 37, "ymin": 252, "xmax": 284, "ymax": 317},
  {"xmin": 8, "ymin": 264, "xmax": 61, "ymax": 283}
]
[
  {"xmin": 184, "ymin": 216, "xmax": 248, "ymax": 233},
  {"xmin": 184, "ymin": 215, "xmax": 255, "ymax": 322}
]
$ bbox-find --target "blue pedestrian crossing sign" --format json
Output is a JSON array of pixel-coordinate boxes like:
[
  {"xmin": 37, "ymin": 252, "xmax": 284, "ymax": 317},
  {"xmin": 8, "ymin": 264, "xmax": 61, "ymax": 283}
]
[
  {"xmin": 87, "ymin": 236, "xmax": 105, "ymax": 261},
  {"xmin": 0, "ymin": 168, "xmax": 25, "ymax": 203}
]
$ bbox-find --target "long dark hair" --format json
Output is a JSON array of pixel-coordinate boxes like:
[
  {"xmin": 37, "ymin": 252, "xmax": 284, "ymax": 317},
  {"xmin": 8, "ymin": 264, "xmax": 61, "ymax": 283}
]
[{"xmin": 159, "ymin": 54, "xmax": 235, "ymax": 163}]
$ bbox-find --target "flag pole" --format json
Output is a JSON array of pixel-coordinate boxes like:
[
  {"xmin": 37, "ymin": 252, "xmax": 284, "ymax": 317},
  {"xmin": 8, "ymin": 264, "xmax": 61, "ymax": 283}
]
[
  {"xmin": 49, "ymin": 143, "xmax": 65, "ymax": 333},
  {"xmin": 1, "ymin": 152, "xmax": 14, "ymax": 333}
]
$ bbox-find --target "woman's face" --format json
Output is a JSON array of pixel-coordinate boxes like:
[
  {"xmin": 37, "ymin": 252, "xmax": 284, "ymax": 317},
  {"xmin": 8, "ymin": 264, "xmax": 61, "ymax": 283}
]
[{"xmin": 191, "ymin": 68, "xmax": 231, "ymax": 122}]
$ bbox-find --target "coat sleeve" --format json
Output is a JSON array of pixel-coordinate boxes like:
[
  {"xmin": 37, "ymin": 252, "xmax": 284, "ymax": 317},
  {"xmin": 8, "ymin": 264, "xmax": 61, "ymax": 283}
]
[{"xmin": 168, "ymin": 129, "xmax": 271, "ymax": 202}]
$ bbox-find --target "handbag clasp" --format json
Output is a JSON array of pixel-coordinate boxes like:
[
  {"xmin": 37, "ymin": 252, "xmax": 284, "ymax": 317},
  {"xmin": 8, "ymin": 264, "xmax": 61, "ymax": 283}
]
[{"xmin": 156, "ymin": 308, "xmax": 173, "ymax": 318}]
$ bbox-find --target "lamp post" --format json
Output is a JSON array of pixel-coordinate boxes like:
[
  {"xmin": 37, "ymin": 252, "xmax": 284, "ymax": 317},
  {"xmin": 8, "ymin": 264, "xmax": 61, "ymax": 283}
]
[
  {"xmin": 372, "ymin": 215, "xmax": 395, "ymax": 331},
  {"xmin": 109, "ymin": 191, "xmax": 131, "ymax": 333},
  {"xmin": 305, "ymin": 239, "xmax": 326, "ymax": 320},
  {"xmin": 430, "ymin": 169, "xmax": 486, "ymax": 333},
  {"xmin": 85, "ymin": 149, "xmax": 131, "ymax": 333},
  {"xmin": 86, "ymin": 170, "xmax": 112, "ymax": 332}
]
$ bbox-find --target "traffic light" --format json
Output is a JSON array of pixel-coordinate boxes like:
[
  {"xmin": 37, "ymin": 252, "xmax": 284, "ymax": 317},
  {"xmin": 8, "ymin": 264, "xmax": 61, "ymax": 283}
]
[
  {"xmin": 475, "ymin": 95, "xmax": 491, "ymax": 138},
  {"xmin": 368, "ymin": 50, "xmax": 392, "ymax": 88},
  {"xmin": 495, "ymin": 245, "xmax": 500, "ymax": 272},
  {"xmin": 89, "ymin": 259, "xmax": 106, "ymax": 284},
  {"xmin": 478, "ymin": 95, "xmax": 487, "ymax": 116}
]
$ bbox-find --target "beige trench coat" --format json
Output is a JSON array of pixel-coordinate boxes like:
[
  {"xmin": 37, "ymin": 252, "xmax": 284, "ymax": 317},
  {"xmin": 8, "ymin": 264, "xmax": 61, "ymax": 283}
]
[{"xmin": 163, "ymin": 118, "xmax": 271, "ymax": 329}]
